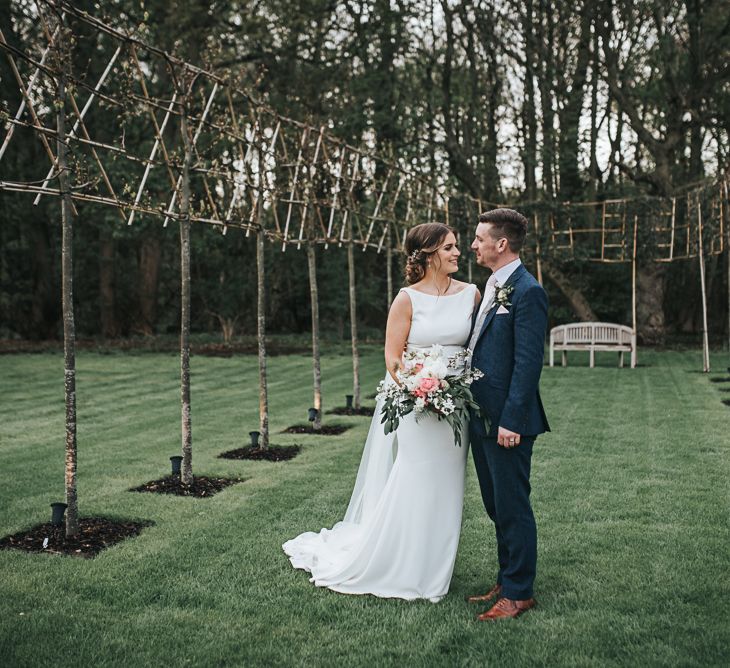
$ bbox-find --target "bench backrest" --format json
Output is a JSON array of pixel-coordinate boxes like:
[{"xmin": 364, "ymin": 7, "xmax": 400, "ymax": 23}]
[{"xmin": 550, "ymin": 322, "xmax": 634, "ymax": 345}]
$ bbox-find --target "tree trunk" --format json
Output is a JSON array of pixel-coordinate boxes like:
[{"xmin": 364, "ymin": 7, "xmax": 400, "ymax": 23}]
[
  {"xmin": 348, "ymin": 236, "xmax": 361, "ymax": 409},
  {"xmin": 522, "ymin": 0, "xmax": 538, "ymax": 200},
  {"xmin": 537, "ymin": 1, "xmax": 556, "ymax": 198},
  {"xmin": 588, "ymin": 26, "xmax": 601, "ymax": 198},
  {"xmin": 542, "ymin": 260, "xmax": 598, "ymax": 321},
  {"xmin": 558, "ymin": 3, "xmax": 592, "ymax": 200},
  {"xmin": 256, "ymin": 226, "xmax": 269, "ymax": 447},
  {"xmin": 99, "ymin": 226, "xmax": 119, "ymax": 338},
  {"xmin": 686, "ymin": 0, "xmax": 704, "ymax": 182},
  {"xmin": 636, "ymin": 264, "xmax": 666, "ymax": 344},
  {"xmin": 307, "ymin": 243, "xmax": 322, "ymax": 430},
  {"xmin": 57, "ymin": 48, "xmax": 78, "ymax": 538},
  {"xmin": 137, "ymin": 234, "xmax": 161, "ymax": 335},
  {"xmin": 439, "ymin": 2, "xmax": 479, "ymax": 197},
  {"xmin": 179, "ymin": 97, "xmax": 194, "ymax": 486}
]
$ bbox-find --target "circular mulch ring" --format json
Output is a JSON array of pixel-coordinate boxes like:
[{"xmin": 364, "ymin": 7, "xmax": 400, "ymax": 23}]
[
  {"xmin": 0, "ymin": 517, "xmax": 153, "ymax": 558},
  {"xmin": 129, "ymin": 475, "xmax": 244, "ymax": 497},
  {"xmin": 327, "ymin": 406, "xmax": 375, "ymax": 417},
  {"xmin": 282, "ymin": 424, "xmax": 351, "ymax": 435},
  {"xmin": 218, "ymin": 445, "xmax": 301, "ymax": 462}
]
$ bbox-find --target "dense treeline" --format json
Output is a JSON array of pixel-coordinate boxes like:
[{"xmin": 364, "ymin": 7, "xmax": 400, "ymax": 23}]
[{"xmin": 1, "ymin": 0, "xmax": 728, "ymax": 343}]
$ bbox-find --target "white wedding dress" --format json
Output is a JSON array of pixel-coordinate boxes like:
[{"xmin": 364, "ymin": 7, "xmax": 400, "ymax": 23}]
[{"xmin": 283, "ymin": 284, "xmax": 477, "ymax": 601}]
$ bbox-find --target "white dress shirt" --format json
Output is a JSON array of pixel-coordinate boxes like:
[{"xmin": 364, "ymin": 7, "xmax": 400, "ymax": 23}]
[{"xmin": 474, "ymin": 257, "xmax": 522, "ymax": 321}]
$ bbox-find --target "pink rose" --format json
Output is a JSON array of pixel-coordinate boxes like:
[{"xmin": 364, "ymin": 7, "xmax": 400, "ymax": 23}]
[{"xmin": 418, "ymin": 377, "xmax": 439, "ymax": 394}]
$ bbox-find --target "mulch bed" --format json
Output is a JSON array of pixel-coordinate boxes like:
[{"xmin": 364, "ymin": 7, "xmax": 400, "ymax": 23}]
[
  {"xmin": 218, "ymin": 445, "xmax": 301, "ymax": 462},
  {"xmin": 129, "ymin": 474, "xmax": 243, "ymax": 497},
  {"xmin": 327, "ymin": 406, "xmax": 375, "ymax": 416},
  {"xmin": 282, "ymin": 424, "xmax": 351, "ymax": 435},
  {"xmin": 0, "ymin": 517, "xmax": 153, "ymax": 558}
]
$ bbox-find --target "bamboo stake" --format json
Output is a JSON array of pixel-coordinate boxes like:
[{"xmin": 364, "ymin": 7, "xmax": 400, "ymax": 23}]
[
  {"xmin": 130, "ymin": 47, "xmax": 179, "ymax": 191},
  {"xmin": 324, "ymin": 148, "xmax": 346, "ymax": 248},
  {"xmin": 35, "ymin": 43, "xmax": 123, "ymax": 204},
  {"xmin": 127, "ymin": 93, "xmax": 178, "ymax": 225},
  {"xmin": 307, "ymin": 242, "xmax": 322, "ymax": 430},
  {"xmin": 338, "ymin": 155, "xmax": 360, "ymax": 244},
  {"xmin": 56, "ymin": 35, "xmax": 78, "ymax": 538},
  {"xmin": 296, "ymin": 127, "xmax": 324, "ymax": 250},
  {"xmin": 179, "ymin": 86, "xmax": 194, "ymax": 485},
  {"xmin": 282, "ymin": 126, "xmax": 309, "ymax": 251},
  {"xmin": 224, "ymin": 100, "xmax": 257, "ymax": 227},
  {"xmin": 247, "ymin": 113, "xmax": 279, "ymax": 233},
  {"xmin": 66, "ymin": 93, "xmax": 126, "ymax": 222},
  {"xmin": 0, "ymin": 28, "xmax": 76, "ymax": 214},
  {"xmin": 697, "ymin": 198, "xmax": 710, "ymax": 373},
  {"xmin": 363, "ymin": 167, "xmax": 392, "ymax": 248},
  {"xmin": 376, "ymin": 176, "xmax": 404, "ymax": 253},
  {"xmin": 0, "ymin": 19, "xmax": 61, "ymax": 162},
  {"xmin": 163, "ymin": 81, "xmax": 219, "ymax": 227}
]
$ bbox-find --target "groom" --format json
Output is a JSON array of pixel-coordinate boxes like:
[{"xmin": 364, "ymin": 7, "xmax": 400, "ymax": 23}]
[{"xmin": 467, "ymin": 208, "xmax": 550, "ymax": 621}]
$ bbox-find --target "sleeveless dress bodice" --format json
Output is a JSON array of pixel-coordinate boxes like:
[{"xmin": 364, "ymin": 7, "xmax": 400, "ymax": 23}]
[{"xmin": 401, "ymin": 284, "xmax": 477, "ymax": 361}]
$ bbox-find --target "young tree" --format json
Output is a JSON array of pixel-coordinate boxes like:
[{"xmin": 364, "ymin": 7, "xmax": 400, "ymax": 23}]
[
  {"xmin": 178, "ymin": 81, "xmax": 195, "ymax": 485},
  {"xmin": 56, "ymin": 28, "xmax": 79, "ymax": 537},
  {"xmin": 307, "ymin": 242, "xmax": 322, "ymax": 431}
]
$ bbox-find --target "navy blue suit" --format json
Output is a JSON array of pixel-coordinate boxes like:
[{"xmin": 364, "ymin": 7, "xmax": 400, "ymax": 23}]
[{"xmin": 469, "ymin": 263, "xmax": 549, "ymax": 600}]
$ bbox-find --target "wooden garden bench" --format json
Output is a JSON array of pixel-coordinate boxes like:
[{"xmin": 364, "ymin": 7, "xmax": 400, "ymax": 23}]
[{"xmin": 549, "ymin": 322, "xmax": 636, "ymax": 368}]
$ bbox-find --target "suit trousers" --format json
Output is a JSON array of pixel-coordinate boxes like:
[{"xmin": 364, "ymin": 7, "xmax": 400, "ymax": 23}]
[{"xmin": 471, "ymin": 433, "xmax": 537, "ymax": 600}]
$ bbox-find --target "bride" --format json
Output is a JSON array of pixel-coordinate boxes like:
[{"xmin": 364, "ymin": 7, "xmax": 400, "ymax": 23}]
[{"xmin": 283, "ymin": 222, "xmax": 481, "ymax": 602}]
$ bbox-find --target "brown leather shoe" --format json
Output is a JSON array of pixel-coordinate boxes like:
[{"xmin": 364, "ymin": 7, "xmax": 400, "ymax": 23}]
[
  {"xmin": 466, "ymin": 584, "xmax": 502, "ymax": 603},
  {"xmin": 477, "ymin": 597, "xmax": 536, "ymax": 621}
]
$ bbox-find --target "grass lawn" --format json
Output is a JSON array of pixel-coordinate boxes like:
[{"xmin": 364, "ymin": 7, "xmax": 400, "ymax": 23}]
[{"xmin": 0, "ymin": 347, "xmax": 728, "ymax": 667}]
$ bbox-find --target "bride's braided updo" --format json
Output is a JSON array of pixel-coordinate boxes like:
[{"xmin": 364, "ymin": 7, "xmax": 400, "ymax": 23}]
[{"xmin": 404, "ymin": 223, "xmax": 455, "ymax": 284}]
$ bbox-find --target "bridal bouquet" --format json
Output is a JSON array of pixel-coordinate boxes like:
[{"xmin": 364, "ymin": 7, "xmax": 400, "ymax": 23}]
[{"xmin": 375, "ymin": 344, "xmax": 484, "ymax": 445}]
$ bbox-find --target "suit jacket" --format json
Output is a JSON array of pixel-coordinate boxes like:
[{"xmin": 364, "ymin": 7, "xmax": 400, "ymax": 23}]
[{"xmin": 470, "ymin": 264, "xmax": 550, "ymax": 438}]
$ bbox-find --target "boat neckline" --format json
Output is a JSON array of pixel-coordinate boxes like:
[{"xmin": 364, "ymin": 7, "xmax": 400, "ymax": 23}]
[{"xmin": 402, "ymin": 285, "xmax": 473, "ymax": 298}]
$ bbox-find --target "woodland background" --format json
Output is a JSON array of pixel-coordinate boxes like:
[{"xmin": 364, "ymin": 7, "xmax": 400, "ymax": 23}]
[{"xmin": 1, "ymin": 0, "xmax": 728, "ymax": 345}]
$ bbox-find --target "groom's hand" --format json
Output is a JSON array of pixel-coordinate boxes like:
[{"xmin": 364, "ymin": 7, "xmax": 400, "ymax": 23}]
[{"xmin": 497, "ymin": 427, "xmax": 521, "ymax": 448}]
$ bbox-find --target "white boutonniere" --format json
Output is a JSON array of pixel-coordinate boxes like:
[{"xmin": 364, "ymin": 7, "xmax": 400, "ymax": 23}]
[{"xmin": 495, "ymin": 284, "xmax": 514, "ymax": 308}]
